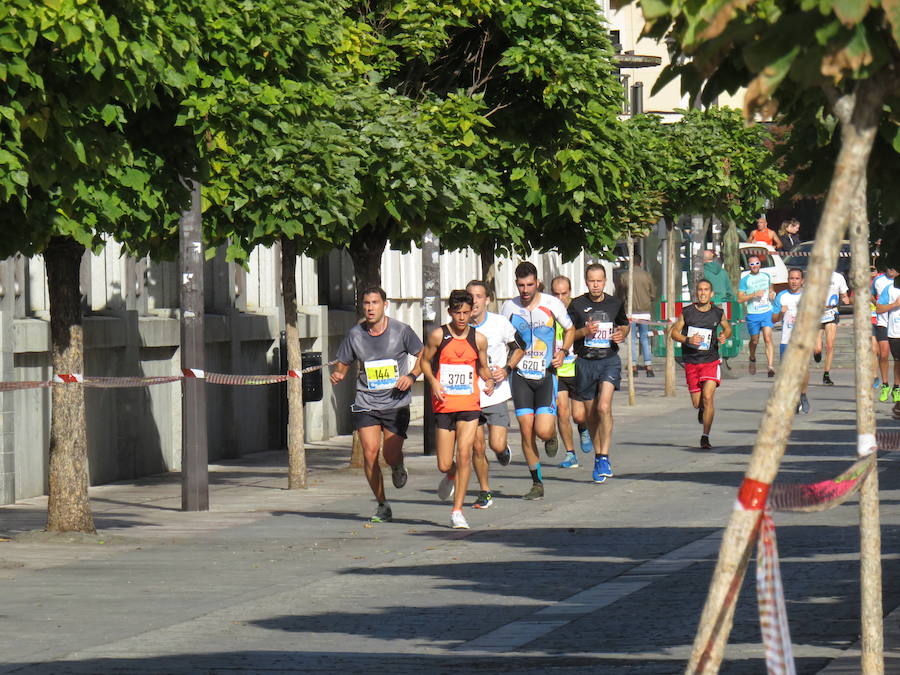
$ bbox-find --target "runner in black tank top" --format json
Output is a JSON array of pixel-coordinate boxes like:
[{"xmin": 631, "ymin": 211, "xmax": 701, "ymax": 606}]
[{"xmin": 670, "ymin": 279, "xmax": 732, "ymax": 449}]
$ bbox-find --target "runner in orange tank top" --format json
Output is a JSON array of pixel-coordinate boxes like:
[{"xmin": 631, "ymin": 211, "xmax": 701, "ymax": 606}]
[{"xmin": 420, "ymin": 289, "xmax": 494, "ymax": 529}]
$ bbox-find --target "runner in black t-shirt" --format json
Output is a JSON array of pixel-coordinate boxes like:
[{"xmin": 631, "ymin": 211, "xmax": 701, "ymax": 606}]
[
  {"xmin": 567, "ymin": 263, "xmax": 629, "ymax": 484},
  {"xmin": 670, "ymin": 279, "xmax": 732, "ymax": 449}
]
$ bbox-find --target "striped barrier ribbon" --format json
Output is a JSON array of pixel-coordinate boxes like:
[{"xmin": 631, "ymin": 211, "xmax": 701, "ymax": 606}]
[
  {"xmin": 0, "ymin": 360, "xmax": 339, "ymax": 390},
  {"xmin": 756, "ymin": 510, "xmax": 796, "ymax": 675}
]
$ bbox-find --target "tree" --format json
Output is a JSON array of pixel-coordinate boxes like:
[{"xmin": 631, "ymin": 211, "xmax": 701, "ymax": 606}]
[
  {"xmin": 355, "ymin": 0, "xmax": 629, "ymax": 281},
  {"xmin": 0, "ymin": 0, "xmax": 199, "ymax": 531},
  {"xmin": 640, "ymin": 0, "xmax": 900, "ymax": 670}
]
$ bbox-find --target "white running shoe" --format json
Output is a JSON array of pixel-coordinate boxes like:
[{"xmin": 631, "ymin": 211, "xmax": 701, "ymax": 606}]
[
  {"xmin": 438, "ymin": 473, "xmax": 456, "ymax": 501},
  {"xmin": 450, "ymin": 510, "xmax": 469, "ymax": 529}
]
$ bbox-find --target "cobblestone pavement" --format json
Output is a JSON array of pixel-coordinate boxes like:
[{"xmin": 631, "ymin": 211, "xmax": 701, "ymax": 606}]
[{"xmin": 1, "ymin": 368, "xmax": 899, "ymax": 673}]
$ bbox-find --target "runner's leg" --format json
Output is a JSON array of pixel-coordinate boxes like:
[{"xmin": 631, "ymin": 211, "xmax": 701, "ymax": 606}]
[
  {"xmin": 472, "ymin": 424, "xmax": 490, "ymax": 492},
  {"xmin": 436, "ymin": 427, "xmax": 457, "ymax": 477},
  {"xmin": 452, "ymin": 419, "xmax": 479, "ymax": 512},
  {"xmin": 591, "ymin": 381, "xmax": 616, "ymax": 457},
  {"xmin": 556, "ymin": 389, "xmax": 575, "ymax": 452},
  {"xmin": 824, "ymin": 322, "xmax": 837, "ymax": 372},
  {"xmin": 359, "ymin": 425, "xmax": 387, "ymax": 503},
  {"xmin": 762, "ymin": 326, "xmax": 774, "ymax": 370},
  {"xmin": 700, "ymin": 379, "xmax": 717, "ymax": 436}
]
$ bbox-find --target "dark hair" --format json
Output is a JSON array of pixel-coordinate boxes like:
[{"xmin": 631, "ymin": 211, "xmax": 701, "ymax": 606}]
[
  {"xmin": 747, "ymin": 255, "xmax": 761, "ymax": 264},
  {"xmin": 515, "ymin": 261, "xmax": 538, "ymax": 280},
  {"xmin": 448, "ymin": 289, "xmax": 474, "ymax": 311},
  {"xmin": 696, "ymin": 278, "xmax": 713, "ymax": 290},
  {"xmin": 584, "ymin": 263, "xmax": 606, "ymax": 279},
  {"xmin": 788, "ymin": 267, "xmax": 805, "ymax": 277},
  {"xmin": 466, "ymin": 279, "xmax": 489, "ymax": 295},
  {"xmin": 875, "ymin": 258, "xmax": 888, "ymax": 273},
  {"xmin": 361, "ymin": 286, "xmax": 387, "ymax": 301}
]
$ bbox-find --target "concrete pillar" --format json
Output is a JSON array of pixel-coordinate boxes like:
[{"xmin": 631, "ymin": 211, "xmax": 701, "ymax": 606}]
[
  {"xmin": 301, "ymin": 304, "xmax": 333, "ymax": 441},
  {"xmin": 0, "ymin": 258, "xmax": 16, "ymax": 504}
]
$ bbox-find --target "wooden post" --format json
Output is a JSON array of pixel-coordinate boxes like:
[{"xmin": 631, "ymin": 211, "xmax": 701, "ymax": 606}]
[
  {"xmin": 179, "ymin": 179, "xmax": 208, "ymax": 512},
  {"xmin": 626, "ymin": 235, "xmax": 636, "ymax": 405},
  {"xmin": 422, "ymin": 230, "xmax": 440, "ymax": 456},
  {"xmin": 686, "ymin": 81, "xmax": 883, "ymax": 673},
  {"xmin": 665, "ymin": 218, "xmax": 677, "ymax": 397},
  {"xmin": 849, "ymin": 179, "xmax": 884, "ymax": 674}
]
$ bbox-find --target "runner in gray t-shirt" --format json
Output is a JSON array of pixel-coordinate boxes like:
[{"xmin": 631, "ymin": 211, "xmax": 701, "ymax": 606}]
[{"xmin": 331, "ymin": 287, "xmax": 424, "ymax": 523}]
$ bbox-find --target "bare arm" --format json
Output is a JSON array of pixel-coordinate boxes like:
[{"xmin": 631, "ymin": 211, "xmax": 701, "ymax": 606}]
[
  {"xmin": 670, "ymin": 315, "xmax": 689, "ymax": 345},
  {"xmin": 718, "ymin": 317, "xmax": 733, "ymax": 344},
  {"xmin": 330, "ymin": 361, "xmax": 351, "ymax": 385},
  {"xmin": 418, "ymin": 328, "xmax": 445, "ymax": 401},
  {"xmin": 394, "ymin": 349, "xmax": 423, "ymax": 392},
  {"xmin": 475, "ymin": 333, "xmax": 495, "ymax": 395}
]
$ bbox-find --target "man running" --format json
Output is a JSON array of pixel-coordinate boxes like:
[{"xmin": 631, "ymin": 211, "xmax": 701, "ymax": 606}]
[
  {"xmin": 738, "ymin": 254, "xmax": 776, "ymax": 377},
  {"xmin": 501, "ymin": 262, "xmax": 575, "ymax": 500},
  {"xmin": 773, "ymin": 268, "xmax": 811, "ymax": 414},
  {"xmin": 814, "ymin": 270, "xmax": 849, "ymax": 385},
  {"xmin": 567, "ymin": 263, "xmax": 629, "ymax": 483},
  {"xmin": 550, "ymin": 275, "xmax": 591, "ymax": 469},
  {"xmin": 467, "ymin": 280, "xmax": 522, "ymax": 509},
  {"xmin": 670, "ymin": 279, "xmax": 732, "ymax": 449},
  {"xmin": 876, "ymin": 275, "xmax": 900, "ymax": 403},
  {"xmin": 872, "ymin": 263, "xmax": 898, "ymax": 401},
  {"xmin": 420, "ymin": 289, "xmax": 494, "ymax": 529},
  {"xmin": 331, "ymin": 286, "xmax": 424, "ymax": 523}
]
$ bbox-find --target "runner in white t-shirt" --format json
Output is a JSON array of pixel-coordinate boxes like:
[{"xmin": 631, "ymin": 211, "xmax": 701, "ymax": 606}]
[
  {"xmin": 876, "ymin": 276, "xmax": 900, "ymax": 404},
  {"xmin": 871, "ymin": 264, "xmax": 898, "ymax": 401},
  {"xmin": 466, "ymin": 280, "xmax": 524, "ymax": 509},
  {"xmin": 772, "ymin": 268, "xmax": 810, "ymax": 413},
  {"xmin": 814, "ymin": 270, "xmax": 849, "ymax": 385}
]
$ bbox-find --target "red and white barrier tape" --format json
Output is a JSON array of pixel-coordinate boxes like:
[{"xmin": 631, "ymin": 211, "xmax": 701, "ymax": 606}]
[
  {"xmin": 0, "ymin": 360, "xmax": 338, "ymax": 391},
  {"xmin": 756, "ymin": 510, "xmax": 796, "ymax": 674}
]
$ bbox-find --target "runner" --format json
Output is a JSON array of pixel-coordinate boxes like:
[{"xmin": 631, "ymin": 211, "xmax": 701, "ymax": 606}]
[
  {"xmin": 773, "ymin": 268, "xmax": 811, "ymax": 414},
  {"xmin": 738, "ymin": 254, "xmax": 776, "ymax": 377},
  {"xmin": 331, "ymin": 286, "xmax": 424, "ymax": 523},
  {"xmin": 813, "ymin": 270, "xmax": 849, "ymax": 385},
  {"xmin": 876, "ymin": 275, "xmax": 900, "ymax": 404},
  {"xmin": 466, "ymin": 280, "xmax": 523, "ymax": 509},
  {"xmin": 501, "ymin": 262, "xmax": 575, "ymax": 499},
  {"xmin": 419, "ymin": 289, "xmax": 495, "ymax": 529},
  {"xmin": 872, "ymin": 262, "xmax": 897, "ymax": 401},
  {"xmin": 670, "ymin": 279, "xmax": 732, "ymax": 449},
  {"xmin": 567, "ymin": 263, "xmax": 629, "ymax": 483}
]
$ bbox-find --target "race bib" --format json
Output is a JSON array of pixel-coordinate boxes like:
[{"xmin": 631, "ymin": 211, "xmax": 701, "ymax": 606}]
[
  {"xmin": 364, "ymin": 359, "xmax": 399, "ymax": 390},
  {"xmin": 440, "ymin": 363, "xmax": 475, "ymax": 395},
  {"xmin": 585, "ymin": 322, "xmax": 614, "ymax": 349},
  {"xmin": 518, "ymin": 351, "xmax": 547, "ymax": 380},
  {"xmin": 687, "ymin": 326, "xmax": 712, "ymax": 351}
]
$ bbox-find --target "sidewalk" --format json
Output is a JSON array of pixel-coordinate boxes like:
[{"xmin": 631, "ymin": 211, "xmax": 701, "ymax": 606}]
[{"xmin": 1, "ymin": 368, "xmax": 899, "ymax": 674}]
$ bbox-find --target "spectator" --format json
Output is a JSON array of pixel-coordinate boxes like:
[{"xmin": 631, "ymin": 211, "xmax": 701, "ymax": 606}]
[
  {"xmin": 702, "ymin": 250, "xmax": 734, "ymax": 301},
  {"xmin": 616, "ymin": 253, "xmax": 656, "ymax": 377},
  {"xmin": 778, "ymin": 218, "xmax": 801, "ymax": 252},
  {"xmin": 747, "ymin": 215, "xmax": 782, "ymax": 251}
]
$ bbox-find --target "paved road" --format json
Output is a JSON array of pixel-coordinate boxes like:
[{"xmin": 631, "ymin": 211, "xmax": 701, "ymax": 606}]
[{"xmin": 1, "ymin": 368, "xmax": 899, "ymax": 673}]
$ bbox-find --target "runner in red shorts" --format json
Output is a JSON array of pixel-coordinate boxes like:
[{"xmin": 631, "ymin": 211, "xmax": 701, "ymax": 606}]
[{"xmin": 670, "ymin": 279, "xmax": 732, "ymax": 449}]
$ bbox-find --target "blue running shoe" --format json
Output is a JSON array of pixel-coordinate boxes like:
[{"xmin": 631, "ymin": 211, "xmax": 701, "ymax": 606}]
[
  {"xmin": 592, "ymin": 455, "xmax": 613, "ymax": 483},
  {"xmin": 579, "ymin": 429, "xmax": 593, "ymax": 453},
  {"xmin": 874, "ymin": 377, "xmax": 882, "ymax": 390},
  {"xmin": 559, "ymin": 451, "xmax": 579, "ymax": 469}
]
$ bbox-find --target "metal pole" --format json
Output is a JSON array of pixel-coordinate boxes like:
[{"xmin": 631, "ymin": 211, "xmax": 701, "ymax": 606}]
[
  {"xmin": 179, "ymin": 179, "xmax": 208, "ymax": 511},
  {"xmin": 422, "ymin": 230, "xmax": 440, "ymax": 456}
]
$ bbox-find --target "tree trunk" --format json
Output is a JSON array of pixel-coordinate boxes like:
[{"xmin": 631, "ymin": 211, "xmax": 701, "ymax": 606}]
[
  {"xmin": 45, "ymin": 236, "xmax": 95, "ymax": 533},
  {"xmin": 281, "ymin": 236, "xmax": 307, "ymax": 489},
  {"xmin": 626, "ymin": 234, "xmax": 635, "ymax": 406},
  {"xmin": 480, "ymin": 239, "xmax": 498, "ymax": 312},
  {"xmin": 687, "ymin": 80, "xmax": 885, "ymax": 673},
  {"xmin": 664, "ymin": 218, "xmax": 677, "ymax": 397},
  {"xmin": 849, "ymin": 179, "xmax": 884, "ymax": 674},
  {"xmin": 347, "ymin": 225, "xmax": 389, "ymax": 468},
  {"xmin": 722, "ymin": 219, "xmax": 741, "ymax": 293},
  {"xmin": 690, "ymin": 214, "xmax": 709, "ymax": 301}
]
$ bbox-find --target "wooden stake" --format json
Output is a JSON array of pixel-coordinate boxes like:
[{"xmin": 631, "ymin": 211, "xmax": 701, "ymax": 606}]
[
  {"xmin": 686, "ymin": 80, "xmax": 884, "ymax": 673},
  {"xmin": 849, "ymin": 179, "xmax": 884, "ymax": 674}
]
